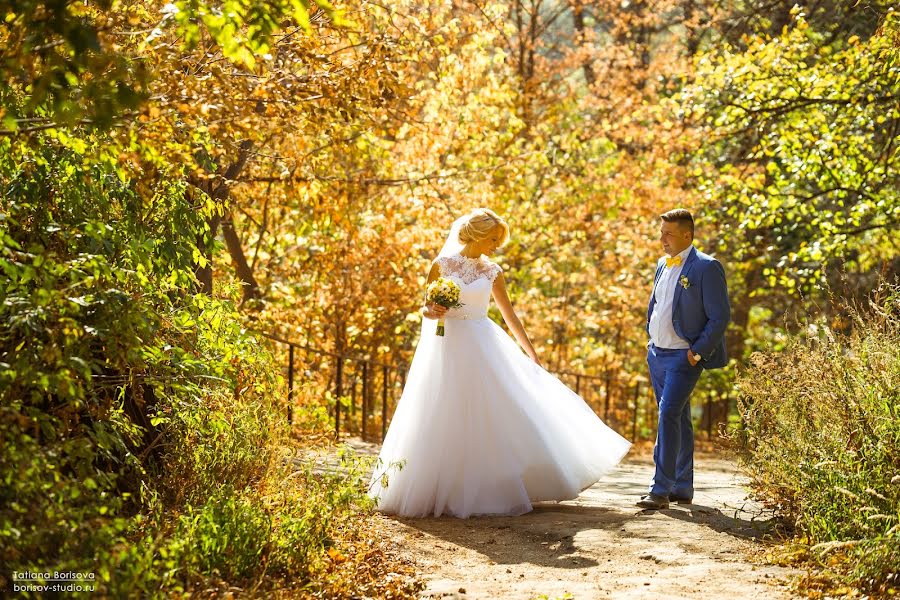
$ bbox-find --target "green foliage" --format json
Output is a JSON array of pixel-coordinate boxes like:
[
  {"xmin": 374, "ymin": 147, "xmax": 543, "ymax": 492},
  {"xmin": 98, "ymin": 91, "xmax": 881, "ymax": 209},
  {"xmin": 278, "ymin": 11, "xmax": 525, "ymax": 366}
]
[
  {"xmin": 0, "ymin": 128, "xmax": 246, "ymax": 576},
  {"xmin": 170, "ymin": 0, "xmax": 347, "ymax": 67},
  {"xmin": 708, "ymin": 0, "xmax": 891, "ymax": 47},
  {"xmin": 71, "ymin": 453, "xmax": 396, "ymax": 596},
  {"xmin": 0, "ymin": 131, "xmax": 417, "ymax": 596},
  {"xmin": 0, "ymin": 0, "xmax": 148, "ymax": 130},
  {"xmin": 685, "ymin": 8, "xmax": 900, "ymax": 295},
  {"xmin": 0, "ymin": 133, "xmax": 213, "ymax": 575},
  {"xmin": 735, "ymin": 283, "xmax": 900, "ymax": 594}
]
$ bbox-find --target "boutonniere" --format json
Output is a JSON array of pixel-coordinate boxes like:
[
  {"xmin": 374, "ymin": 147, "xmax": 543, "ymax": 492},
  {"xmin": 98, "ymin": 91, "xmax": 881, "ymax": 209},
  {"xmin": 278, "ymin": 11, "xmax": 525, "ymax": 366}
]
[{"xmin": 680, "ymin": 275, "xmax": 691, "ymax": 289}]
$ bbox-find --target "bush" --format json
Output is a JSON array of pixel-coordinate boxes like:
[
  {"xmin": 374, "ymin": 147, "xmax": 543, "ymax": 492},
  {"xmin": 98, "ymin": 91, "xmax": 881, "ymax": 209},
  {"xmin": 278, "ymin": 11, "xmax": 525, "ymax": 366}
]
[
  {"xmin": 735, "ymin": 283, "xmax": 900, "ymax": 595},
  {"xmin": 0, "ymin": 134, "xmax": 421, "ymax": 597}
]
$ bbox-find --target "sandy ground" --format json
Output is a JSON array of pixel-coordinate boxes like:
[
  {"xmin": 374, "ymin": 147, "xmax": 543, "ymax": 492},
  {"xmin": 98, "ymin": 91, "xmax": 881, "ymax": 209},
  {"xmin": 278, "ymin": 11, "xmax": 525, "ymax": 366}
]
[{"xmin": 301, "ymin": 439, "xmax": 798, "ymax": 600}]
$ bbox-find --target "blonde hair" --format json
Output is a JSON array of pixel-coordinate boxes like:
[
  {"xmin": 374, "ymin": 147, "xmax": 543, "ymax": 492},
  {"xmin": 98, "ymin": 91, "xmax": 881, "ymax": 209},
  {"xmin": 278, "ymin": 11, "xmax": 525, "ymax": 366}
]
[{"xmin": 458, "ymin": 208, "xmax": 510, "ymax": 246}]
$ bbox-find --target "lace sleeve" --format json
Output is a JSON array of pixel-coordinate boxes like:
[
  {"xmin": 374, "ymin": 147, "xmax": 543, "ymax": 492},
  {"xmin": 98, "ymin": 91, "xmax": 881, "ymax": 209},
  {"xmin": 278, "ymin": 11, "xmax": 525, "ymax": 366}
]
[{"xmin": 487, "ymin": 262, "xmax": 502, "ymax": 283}]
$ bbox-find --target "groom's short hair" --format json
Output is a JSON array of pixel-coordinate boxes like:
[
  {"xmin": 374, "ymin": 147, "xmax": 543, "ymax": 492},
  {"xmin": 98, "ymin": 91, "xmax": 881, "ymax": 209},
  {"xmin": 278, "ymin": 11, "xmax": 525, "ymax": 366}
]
[{"xmin": 660, "ymin": 208, "xmax": 694, "ymax": 237}]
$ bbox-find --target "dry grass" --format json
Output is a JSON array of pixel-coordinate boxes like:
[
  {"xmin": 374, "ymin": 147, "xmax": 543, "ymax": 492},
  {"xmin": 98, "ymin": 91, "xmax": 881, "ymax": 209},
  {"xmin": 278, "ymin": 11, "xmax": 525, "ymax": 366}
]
[{"xmin": 734, "ymin": 283, "xmax": 900, "ymax": 596}]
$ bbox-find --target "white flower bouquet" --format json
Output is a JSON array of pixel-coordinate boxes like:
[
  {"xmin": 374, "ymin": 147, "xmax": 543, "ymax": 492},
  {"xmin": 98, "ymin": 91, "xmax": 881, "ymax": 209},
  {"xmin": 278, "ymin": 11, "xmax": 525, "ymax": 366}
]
[{"xmin": 426, "ymin": 277, "xmax": 463, "ymax": 336}]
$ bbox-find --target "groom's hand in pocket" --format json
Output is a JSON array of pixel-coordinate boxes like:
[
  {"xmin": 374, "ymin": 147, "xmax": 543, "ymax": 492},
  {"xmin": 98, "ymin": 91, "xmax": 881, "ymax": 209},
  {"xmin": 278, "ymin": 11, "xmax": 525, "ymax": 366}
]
[{"xmin": 687, "ymin": 349, "xmax": 700, "ymax": 366}]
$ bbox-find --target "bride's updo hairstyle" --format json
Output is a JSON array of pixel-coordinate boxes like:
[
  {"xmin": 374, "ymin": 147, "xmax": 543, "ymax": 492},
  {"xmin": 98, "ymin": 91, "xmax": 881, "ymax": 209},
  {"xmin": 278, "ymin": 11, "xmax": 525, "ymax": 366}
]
[{"xmin": 458, "ymin": 208, "xmax": 510, "ymax": 247}]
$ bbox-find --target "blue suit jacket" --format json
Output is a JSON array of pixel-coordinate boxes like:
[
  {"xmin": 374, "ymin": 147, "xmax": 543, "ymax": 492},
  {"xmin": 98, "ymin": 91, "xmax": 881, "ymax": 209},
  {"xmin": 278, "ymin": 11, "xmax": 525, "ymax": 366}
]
[{"xmin": 646, "ymin": 247, "xmax": 731, "ymax": 370}]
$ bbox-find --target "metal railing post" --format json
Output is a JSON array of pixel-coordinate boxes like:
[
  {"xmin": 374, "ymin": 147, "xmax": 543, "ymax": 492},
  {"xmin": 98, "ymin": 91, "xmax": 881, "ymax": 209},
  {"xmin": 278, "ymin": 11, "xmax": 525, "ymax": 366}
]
[
  {"xmin": 335, "ymin": 356, "xmax": 343, "ymax": 440},
  {"xmin": 287, "ymin": 344, "xmax": 295, "ymax": 424},
  {"xmin": 361, "ymin": 361, "xmax": 369, "ymax": 441},
  {"xmin": 604, "ymin": 373, "xmax": 612, "ymax": 421},
  {"xmin": 631, "ymin": 382, "xmax": 640, "ymax": 442},
  {"xmin": 381, "ymin": 365, "xmax": 389, "ymax": 441}
]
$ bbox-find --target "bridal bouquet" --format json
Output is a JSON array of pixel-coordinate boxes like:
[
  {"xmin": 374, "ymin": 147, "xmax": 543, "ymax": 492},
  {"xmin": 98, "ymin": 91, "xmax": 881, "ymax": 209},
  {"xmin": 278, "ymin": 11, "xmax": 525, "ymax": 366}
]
[{"xmin": 426, "ymin": 277, "xmax": 463, "ymax": 336}]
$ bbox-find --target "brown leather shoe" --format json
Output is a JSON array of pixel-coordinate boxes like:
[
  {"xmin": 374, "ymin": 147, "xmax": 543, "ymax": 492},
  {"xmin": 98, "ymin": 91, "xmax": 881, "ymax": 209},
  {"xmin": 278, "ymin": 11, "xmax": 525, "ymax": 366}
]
[{"xmin": 636, "ymin": 493, "xmax": 670, "ymax": 509}]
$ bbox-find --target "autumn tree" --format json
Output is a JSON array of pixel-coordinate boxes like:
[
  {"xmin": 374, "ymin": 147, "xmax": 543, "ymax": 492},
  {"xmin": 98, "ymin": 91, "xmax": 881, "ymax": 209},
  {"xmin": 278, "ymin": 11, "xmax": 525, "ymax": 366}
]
[{"xmin": 680, "ymin": 6, "xmax": 899, "ymax": 352}]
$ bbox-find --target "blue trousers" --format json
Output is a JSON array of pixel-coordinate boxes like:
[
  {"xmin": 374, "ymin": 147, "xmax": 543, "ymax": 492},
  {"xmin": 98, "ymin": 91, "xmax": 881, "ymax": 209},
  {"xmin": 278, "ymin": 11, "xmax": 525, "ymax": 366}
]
[{"xmin": 647, "ymin": 344, "xmax": 703, "ymax": 498}]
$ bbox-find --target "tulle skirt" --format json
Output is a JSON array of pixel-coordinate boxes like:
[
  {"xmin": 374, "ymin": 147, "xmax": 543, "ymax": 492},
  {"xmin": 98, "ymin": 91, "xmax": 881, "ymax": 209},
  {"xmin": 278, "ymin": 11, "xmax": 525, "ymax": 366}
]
[{"xmin": 368, "ymin": 315, "xmax": 632, "ymax": 518}]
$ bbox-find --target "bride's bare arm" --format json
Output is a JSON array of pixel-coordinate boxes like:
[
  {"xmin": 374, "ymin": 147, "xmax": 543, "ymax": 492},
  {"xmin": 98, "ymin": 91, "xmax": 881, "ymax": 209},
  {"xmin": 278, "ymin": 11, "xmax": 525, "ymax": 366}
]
[
  {"xmin": 491, "ymin": 273, "xmax": 540, "ymax": 365},
  {"xmin": 421, "ymin": 261, "xmax": 448, "ymax": 320}
]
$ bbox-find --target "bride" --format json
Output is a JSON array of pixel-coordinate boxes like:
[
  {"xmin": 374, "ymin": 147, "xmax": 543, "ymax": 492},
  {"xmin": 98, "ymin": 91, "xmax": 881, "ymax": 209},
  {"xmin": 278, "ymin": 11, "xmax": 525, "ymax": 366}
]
[{"xmin": 368, "ymin": 208, "xmax": 631, "ymax": 518}]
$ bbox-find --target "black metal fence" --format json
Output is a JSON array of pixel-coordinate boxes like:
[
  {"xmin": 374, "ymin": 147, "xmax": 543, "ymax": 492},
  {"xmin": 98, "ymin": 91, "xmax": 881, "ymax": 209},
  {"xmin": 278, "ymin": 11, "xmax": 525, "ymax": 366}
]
[
  {"xmin": 253, "ymin": 331, "xmax": 405, "ymax": 442},
  {"xmin": 255, "ymin": 330, "xmax": 733, "ymax": 443}
]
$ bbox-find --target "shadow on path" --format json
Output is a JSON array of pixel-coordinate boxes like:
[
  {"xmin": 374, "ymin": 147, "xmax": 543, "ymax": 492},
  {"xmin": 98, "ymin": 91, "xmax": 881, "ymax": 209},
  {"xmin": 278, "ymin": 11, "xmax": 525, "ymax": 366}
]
[
  {"xmin": 641, "ymin": 502, "xmax": 784, "ymax": 541},
  {"xmin": 340, "ymin": 443, "xmax": 799, "ymax": 599},
  {"xmin": 396, "ymin": 504, "xmax": 631, "ymax": 569}
]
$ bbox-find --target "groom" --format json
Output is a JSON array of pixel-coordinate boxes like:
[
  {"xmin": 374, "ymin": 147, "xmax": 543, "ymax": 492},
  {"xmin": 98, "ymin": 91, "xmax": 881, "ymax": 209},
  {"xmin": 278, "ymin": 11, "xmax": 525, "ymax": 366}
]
[{"xmin": 637, "ymin": 209, "xmax": 730, "ymax": 510}]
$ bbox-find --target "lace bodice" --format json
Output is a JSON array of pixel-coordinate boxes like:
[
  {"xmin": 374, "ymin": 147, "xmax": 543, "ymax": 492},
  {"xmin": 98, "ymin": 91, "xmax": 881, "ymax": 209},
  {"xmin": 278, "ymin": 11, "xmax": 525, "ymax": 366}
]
[
  {"xmin": 434, "ymin": 253, "xmax": 502, "ymax": 320},
  {"xmin": 437, "ymin": 253, "xmax": 502, "ymax": 284}
]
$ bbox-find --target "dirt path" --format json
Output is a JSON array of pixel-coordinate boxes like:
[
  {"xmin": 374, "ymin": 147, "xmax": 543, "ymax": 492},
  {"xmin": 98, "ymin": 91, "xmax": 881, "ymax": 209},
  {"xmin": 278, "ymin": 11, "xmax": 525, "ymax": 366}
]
[{"xmin": 304, "ymin": 440, "xmax": 798, "ymax": 600}]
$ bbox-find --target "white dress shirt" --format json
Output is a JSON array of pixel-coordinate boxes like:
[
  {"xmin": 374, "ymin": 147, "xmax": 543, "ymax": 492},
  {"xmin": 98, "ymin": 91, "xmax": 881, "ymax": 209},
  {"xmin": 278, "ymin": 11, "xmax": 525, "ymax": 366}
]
[{"xmin": 648, "ymin": 245, "xmax": 693, "ymax": 350}]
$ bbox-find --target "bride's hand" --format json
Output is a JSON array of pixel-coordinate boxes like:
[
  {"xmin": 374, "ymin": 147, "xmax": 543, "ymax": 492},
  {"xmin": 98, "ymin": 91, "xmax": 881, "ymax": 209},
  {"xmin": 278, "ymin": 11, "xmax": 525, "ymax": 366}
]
[
  {"xmin": 422, "ymin": 303, "xmax": 448, "ymax": 320},
  {"xmin": 528, "ymin": 352, "xmax": 541, "ymax": 368}
]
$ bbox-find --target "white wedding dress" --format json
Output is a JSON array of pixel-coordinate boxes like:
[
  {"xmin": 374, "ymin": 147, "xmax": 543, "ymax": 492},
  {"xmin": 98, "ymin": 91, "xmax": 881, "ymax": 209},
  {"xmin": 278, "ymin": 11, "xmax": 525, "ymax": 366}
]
[{"xmin": 368, "ymin": 252, "xmax": 631, "ymax": 518}]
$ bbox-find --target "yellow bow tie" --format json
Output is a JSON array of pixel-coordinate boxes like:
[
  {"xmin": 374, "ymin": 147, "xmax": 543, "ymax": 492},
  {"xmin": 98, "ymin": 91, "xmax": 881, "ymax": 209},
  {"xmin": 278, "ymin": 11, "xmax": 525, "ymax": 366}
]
[{"xmin": 665, "ymin": 255, "xmax": 682, "ymax": 268}]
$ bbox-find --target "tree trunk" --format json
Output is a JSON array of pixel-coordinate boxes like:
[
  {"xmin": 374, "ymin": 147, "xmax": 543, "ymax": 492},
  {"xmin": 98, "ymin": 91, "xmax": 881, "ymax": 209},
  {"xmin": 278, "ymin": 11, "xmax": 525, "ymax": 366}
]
[
  {"xmin": 189, "ymin": 139, "xmax": 255, "ymax": 296},
  {"xmin": 571, "ymin": 0, "xmax": 596, "ymax": 86},
  {"xmin": 222, "ymin": 213, "xmax": 261, "ymax": 302},
  {"xmin": 684, "ymin": 0, "xmax": 701, "ymax": 57}
]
